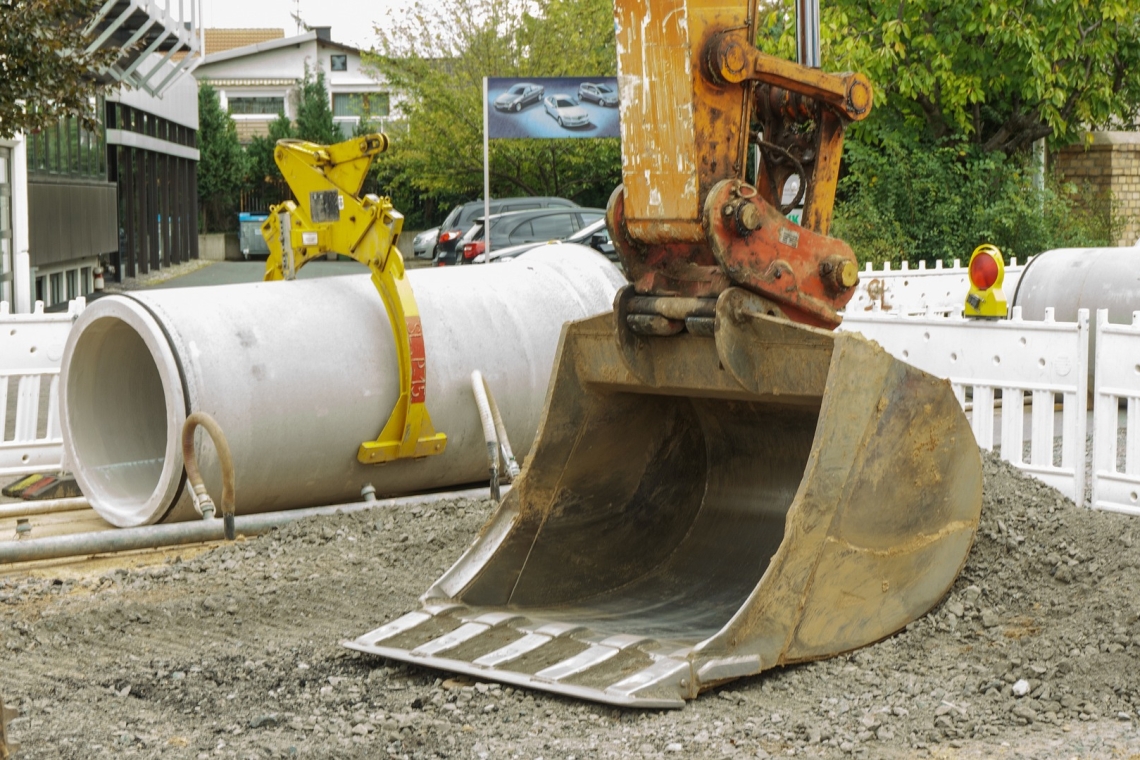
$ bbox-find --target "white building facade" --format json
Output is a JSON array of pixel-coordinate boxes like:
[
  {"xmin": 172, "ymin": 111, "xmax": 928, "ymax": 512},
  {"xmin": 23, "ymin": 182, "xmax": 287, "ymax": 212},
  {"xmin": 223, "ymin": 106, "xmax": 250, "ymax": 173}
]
[{"xmin": 193, "ymin": 28, "xmax": 390, "ymax": 144}]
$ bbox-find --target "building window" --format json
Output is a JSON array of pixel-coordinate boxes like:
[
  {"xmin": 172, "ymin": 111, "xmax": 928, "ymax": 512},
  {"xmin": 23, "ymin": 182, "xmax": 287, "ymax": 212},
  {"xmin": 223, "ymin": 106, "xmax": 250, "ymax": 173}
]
[
  {"xmin": 332, "ymin": 92, "xmax": 390, "ymax": 118},
  {"xmin": 228, "ymin": 97, "xmax": 286, "ymax": 116},
  {"xmin": 49, "ymin": 273, "xmax": 63, "ymax": 306},
  {"xmin": 330, "ymin": 54, "xmax": 347, "ymax": 72},
  {"xmin": 27, "ymin": 97, "xmax": 107, "ymax": 181}
]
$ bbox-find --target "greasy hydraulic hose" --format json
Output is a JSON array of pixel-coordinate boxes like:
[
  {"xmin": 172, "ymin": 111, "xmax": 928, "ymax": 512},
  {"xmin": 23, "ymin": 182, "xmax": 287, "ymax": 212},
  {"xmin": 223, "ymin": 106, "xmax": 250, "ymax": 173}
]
[{"xmin": 181, "ymin": 412, "xmax": 236, "ymax": 540}]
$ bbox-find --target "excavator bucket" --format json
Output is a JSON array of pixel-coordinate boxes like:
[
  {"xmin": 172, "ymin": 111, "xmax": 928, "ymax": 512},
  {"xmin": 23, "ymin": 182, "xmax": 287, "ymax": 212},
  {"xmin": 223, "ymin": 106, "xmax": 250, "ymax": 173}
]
[{"xmin": 347, "ymin": 287, "xmax": 983, "ymax": 707}]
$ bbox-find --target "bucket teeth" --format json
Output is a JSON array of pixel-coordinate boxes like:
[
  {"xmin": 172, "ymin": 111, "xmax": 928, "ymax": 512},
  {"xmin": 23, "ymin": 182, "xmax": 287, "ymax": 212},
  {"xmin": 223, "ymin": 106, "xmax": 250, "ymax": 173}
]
[{"xmin": 346, "ymin": 608, "xmax": 691, "ymax": 708}]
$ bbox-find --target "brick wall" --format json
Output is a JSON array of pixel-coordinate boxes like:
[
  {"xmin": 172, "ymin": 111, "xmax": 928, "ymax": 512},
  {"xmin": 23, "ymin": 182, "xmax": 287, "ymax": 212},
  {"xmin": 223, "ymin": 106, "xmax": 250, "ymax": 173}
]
[{"xmin": 1054, "ymin": 131, "xmax": 1140, "ymax": 246}]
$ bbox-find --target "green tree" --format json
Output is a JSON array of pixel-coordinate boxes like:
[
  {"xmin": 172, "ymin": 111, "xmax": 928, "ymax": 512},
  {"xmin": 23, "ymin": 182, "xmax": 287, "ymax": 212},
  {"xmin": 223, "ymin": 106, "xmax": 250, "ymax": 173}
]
[
  {"xmin": 830, "ymin": 136, "xmax": 1115, "ymax": 265},
  {"xmin": 245, "ymin": 111, "xmax": 294, "ymax": 210},
  {"xmin": 197, "ymin": 84, "xmax": 247, "ymax": 232},
  {"xmin": 753, "ymin": 0, "xmax": 1131, "ymax": 263},
  {"xmin": 0, "ymin": 0, "xmax": 124, "ymax": 138},
  {"xmin": 368, "ymin": 0, "xmax": 621, "ymax": 217},
  {"xmin": 759, "ymin": 0, "xmax": 1140, "ymax": 152},
  {"xmin": 294, "ymin": 65, "xmax": 340, "ymax": 145}
]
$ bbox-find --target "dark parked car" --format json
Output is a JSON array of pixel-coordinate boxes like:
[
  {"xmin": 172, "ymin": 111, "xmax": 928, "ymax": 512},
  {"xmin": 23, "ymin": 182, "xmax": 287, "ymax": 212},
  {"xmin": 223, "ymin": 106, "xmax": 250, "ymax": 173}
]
[
  {"xmin": 455, "ymin": 208, "xmax": 605, "ymax": 264},
  {"xmin": 493, "ymin": 82, "xmax": 545, "ymax": 112},
  {"xmin": 577, "ymin": 82, "xmax": 618, "ymax": 107},
  {"xmin": 543, "ymin": 94, "xmax": 590, "ymax": 128},
  {"xmin": 474, "ymin": 217, "xmax": 617, "ymax": 264},
  {"xmin": 433, "ymin": 197, "xmax": 578, "ymax": 265}
]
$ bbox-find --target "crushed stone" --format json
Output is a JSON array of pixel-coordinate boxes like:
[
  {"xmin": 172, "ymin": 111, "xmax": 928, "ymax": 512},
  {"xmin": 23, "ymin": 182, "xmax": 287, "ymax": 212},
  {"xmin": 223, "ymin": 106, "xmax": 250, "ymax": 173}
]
[{"xmin": 2, "ymin": 452, "xmax": 1139, "ymax": 758}]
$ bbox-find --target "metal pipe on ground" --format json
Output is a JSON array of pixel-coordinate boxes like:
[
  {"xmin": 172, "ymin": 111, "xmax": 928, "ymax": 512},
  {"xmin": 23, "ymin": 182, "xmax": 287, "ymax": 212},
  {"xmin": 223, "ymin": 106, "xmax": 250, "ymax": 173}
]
[
  {"xmin": 0, "ymin": 486, "xmax": 502, "ymax": 565},
  {"xmin": 60, "ymin": 247, "xmax": 625, "ymax": 528},
  {"xmin": 0, "ymin": 498, "xmax": 91, "ymax": 520}
]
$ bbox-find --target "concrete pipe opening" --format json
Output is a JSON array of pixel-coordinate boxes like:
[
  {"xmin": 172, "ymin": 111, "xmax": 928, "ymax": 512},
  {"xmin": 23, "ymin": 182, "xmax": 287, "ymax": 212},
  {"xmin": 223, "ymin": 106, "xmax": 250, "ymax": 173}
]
[
  {"xmin": 61, "ymin": 247, "xmax": 626, "ymax": 528},
  {"xmin": 61, "ymin": 299, "xmax": 188, "ymax": 527}
]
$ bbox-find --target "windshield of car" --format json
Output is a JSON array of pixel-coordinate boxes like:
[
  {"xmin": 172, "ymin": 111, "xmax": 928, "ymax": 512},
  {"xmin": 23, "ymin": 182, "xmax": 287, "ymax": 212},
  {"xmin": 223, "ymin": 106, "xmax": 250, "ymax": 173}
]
[
  {"xmin": 460, "ymin": 222, "xmax": 484, "ymax": 244},
  {"xmin": 441, "ymin": 206, "xmax": 462, "ymax": 230},
  {"xmin": 597, "ymin": 84, "xmax": 614, "ymax": 94},
  {"xmin": 508, "ymin": 85, "xmax": 527, "ymax": 95},
  {"xmin": 459, "ymin": 205, "xmax": 490, "ymax": 228},
  {"xmin": 554, "ymin": 97, "xmax": 575, "ymax": 108},
  {"xmin": 568, "ymin": 218, "xmax": 608, "ymax": 243}
]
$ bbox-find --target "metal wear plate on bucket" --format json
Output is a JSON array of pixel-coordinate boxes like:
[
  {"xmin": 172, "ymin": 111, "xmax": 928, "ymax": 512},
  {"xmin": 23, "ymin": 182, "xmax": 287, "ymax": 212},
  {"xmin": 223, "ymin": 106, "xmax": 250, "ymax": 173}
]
[{"xmin": 347, "ymin": 288, "xmax": 983, "ymax": 707}]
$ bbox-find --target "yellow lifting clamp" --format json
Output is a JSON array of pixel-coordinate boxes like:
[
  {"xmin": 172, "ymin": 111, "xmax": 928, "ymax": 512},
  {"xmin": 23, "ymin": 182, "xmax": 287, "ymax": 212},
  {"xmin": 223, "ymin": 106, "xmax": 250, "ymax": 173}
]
[{"xmin": 262, "ymin": 134, "xmax": 447, "ymax": 463}]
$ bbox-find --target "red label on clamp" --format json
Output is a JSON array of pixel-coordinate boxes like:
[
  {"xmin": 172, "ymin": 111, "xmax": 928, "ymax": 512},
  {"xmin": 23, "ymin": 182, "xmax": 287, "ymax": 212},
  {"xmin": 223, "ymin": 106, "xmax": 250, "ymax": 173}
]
[{"xmin": 407, "ymin": 316, "xmax": 427, "ymax": 403}]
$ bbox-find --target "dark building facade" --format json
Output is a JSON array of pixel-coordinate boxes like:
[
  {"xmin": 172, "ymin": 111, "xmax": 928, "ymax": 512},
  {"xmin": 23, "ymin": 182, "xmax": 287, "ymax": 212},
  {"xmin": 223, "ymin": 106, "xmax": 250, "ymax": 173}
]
[{"xmin": 5, "ymin": 0, "xmax": 201, "ymax": 311}]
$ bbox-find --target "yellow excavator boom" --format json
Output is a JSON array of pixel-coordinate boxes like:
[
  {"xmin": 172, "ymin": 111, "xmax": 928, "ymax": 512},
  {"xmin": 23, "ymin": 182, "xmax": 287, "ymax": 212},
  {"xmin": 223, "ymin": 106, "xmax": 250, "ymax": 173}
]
[{"xmin": 262, "ymin": 134, "xmax": 446, "ymax": 464}]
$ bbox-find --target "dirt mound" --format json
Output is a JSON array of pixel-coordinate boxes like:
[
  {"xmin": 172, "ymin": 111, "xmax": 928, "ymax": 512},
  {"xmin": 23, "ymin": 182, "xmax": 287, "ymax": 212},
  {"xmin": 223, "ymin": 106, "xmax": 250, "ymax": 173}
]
[{"xmin": 2, "ymin": 453, "xmax": 1139, "ymax": 758}]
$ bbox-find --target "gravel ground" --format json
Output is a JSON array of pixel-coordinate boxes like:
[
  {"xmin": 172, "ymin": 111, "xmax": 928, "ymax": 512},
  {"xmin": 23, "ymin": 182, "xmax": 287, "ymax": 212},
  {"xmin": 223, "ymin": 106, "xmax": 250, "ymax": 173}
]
[{"xmin": 2, "ymin": 452, "xmax": 1140, "ymax": 759}]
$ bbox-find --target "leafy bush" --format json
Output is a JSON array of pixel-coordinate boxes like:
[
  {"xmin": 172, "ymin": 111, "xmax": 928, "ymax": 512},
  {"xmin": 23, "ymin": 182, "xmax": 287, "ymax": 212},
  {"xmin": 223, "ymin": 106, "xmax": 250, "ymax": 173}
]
[{"xmin": 831, "ymin": 135, "xmax": 1117, "ymax": 266}]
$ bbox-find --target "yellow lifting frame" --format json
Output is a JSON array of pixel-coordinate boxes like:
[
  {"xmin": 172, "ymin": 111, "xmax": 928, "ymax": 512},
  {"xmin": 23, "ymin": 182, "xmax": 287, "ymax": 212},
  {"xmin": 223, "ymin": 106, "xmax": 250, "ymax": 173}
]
[{"xmin": 261, "ymin": 134, "xmax": 447, "ymax": 464}]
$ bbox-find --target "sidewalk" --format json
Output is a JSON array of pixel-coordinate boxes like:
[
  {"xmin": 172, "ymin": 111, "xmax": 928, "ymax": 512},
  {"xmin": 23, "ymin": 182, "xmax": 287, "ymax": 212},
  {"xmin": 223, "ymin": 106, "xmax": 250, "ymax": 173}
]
[{"xmin": 101, "ymin": 254, "xmax": 434, "ymax": 293}]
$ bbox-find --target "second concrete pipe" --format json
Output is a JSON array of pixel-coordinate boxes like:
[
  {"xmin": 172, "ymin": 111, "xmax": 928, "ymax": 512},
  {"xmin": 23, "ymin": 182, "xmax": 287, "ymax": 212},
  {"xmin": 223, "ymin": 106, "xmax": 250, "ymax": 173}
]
[{"xmin": 61, "ymin": 247, "xmax": 626, "ymax": 527}]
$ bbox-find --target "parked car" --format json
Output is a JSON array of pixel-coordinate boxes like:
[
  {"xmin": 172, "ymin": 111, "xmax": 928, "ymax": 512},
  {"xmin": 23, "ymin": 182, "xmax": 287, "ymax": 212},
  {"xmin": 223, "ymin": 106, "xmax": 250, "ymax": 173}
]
[
  {"xmin": 433, "ymin": 197, "xmax": 578, "ymax": 265},
  {"xmin": 493, "ymin": 82, "xmax": 545, "ymax": 112},
  {"xmin": 474, "ymin": 217, "xmax": 618, "ymax": 264},
  {"xmin": 543, "ymin": 94, "xmax": 591, "ymax": 128},
  {"xmin": 412, "ymin": 227, "xmax": 439, "ymax": 258},
  {"xmin": 455, "ymin": 208, "xmax": 605, "ymax": 264},
  {"xmin": 578, "ymin": 82, "xmax": 618, "ymax": 107}
]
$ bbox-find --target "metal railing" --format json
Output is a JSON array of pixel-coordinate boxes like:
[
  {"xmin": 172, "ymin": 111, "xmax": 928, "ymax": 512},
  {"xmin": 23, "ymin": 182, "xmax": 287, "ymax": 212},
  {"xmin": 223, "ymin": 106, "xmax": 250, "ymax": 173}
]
[{"xmin": 84, "ymin": 0, "xmax": 203, "ymax": 96}]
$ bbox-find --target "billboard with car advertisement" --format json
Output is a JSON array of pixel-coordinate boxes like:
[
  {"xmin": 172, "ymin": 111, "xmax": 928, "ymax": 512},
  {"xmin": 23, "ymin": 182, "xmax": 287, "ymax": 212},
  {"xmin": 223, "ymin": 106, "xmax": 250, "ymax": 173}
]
[{"xmin": 487, "ymin": 77, "xmax": 620, "ymax": 139}]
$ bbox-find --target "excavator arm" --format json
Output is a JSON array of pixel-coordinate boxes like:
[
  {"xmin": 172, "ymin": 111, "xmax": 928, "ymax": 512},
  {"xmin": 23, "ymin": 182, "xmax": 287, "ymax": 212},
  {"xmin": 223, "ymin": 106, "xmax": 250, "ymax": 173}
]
[
  {"xmin": 609, "ymin": 0, "xmax": 869, "ymax": 328},
  {"xmin": 262, "ymin": 135, "xmax": 446, "ymax": 463}
]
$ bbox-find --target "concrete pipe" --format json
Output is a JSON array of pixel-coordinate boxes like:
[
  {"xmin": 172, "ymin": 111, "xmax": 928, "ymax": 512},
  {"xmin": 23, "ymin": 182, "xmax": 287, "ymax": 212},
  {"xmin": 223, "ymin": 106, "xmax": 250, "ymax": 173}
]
[
  {"xmin": 61, "ymin": 246, "xmax": 625, "ymax": 527},
  {"xmin": 1012, "ymin": 246, "xmax": 1140, "ymax": 390}
]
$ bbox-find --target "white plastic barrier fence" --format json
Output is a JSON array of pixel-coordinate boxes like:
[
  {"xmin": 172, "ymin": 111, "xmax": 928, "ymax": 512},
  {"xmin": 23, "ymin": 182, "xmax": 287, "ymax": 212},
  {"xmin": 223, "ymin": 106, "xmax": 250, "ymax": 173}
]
[
  {"xmin": 846, "ymin": 257, "xmax": 1029, "ymax": 316},
  {"xmin": 1092, "ymin": 309, "xmax": 1140, "ymax": 515},
  {"xmin": 0, "ymin": 299, "xmax": 85, "ymax": 477},
  {"xmin": 843, "ymin": 306, "xmax": 1089, "ymax": 502}
]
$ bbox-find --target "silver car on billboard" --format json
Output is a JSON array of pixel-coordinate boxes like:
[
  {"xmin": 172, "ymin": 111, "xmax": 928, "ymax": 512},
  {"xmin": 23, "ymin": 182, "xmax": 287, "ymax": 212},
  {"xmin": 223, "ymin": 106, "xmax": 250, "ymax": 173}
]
[
  {"xmin": 544, "ymin": 94, "xmax": 591, "ymax": 128},
  {"xmin": 577, "ymin": 82, "xmax": 618, "ymax": 106},
  {"xmin": 494, "ymin": 82, "xmax": 545, "ymax": 112}
]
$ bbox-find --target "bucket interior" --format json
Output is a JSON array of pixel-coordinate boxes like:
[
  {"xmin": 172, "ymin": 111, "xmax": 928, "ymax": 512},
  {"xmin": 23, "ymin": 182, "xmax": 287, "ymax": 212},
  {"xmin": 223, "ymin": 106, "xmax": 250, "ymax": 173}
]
[
  {"xmin": 66, "ymin": 317, "xmax": 171, "ymax": 508},
  {"xmin": 459, "ymin": 394, "xmax": 819, "ymax": 645}
]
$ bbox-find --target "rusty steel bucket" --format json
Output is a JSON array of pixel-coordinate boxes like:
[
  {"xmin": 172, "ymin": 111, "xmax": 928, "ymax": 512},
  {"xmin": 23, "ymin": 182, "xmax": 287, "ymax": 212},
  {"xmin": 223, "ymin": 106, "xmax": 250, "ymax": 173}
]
[{"xmin": 346, "ymin": 287, "xmax": 983, "ymax": 707}]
